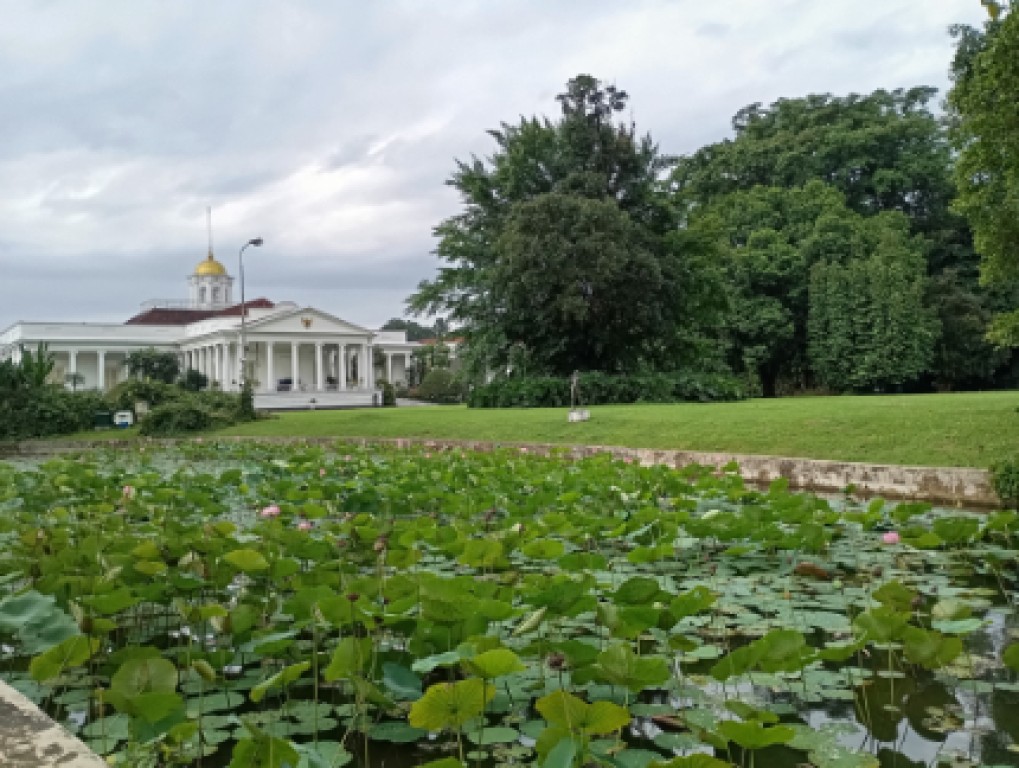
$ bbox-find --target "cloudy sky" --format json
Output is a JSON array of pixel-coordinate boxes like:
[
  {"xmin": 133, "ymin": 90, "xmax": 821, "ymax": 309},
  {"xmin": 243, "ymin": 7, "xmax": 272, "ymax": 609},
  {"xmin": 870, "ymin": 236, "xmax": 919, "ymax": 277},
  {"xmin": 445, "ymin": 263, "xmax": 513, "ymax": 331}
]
[{"xmin": 0, "ymin": 0, "xmax": 987, "ymax": 330}]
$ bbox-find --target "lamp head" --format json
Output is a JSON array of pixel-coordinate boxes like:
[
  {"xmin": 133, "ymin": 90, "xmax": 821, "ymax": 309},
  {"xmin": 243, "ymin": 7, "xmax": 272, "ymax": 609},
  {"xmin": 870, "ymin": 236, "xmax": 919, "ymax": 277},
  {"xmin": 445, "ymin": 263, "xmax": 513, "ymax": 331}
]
[{"xmin": 248, "ymin": 237, "xmax": 263, "ymax": 247}]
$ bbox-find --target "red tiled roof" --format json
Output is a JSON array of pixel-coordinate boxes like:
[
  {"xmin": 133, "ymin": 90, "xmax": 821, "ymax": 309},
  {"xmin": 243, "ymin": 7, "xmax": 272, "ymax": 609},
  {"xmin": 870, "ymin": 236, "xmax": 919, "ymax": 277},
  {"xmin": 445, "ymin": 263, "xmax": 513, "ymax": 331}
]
[
  {"xmin": 214, "ymin": 298, "xmax": 275, "ymax": 317},
  {"xmin": 125, "ymin": 298, "xmax": 275, "ymax": 325}
]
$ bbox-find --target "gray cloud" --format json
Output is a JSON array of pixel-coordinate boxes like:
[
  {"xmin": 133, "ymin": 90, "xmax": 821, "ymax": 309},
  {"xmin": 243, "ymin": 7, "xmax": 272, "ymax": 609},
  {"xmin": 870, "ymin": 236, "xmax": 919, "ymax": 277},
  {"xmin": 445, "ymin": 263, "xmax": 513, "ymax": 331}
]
[{"xmin": 0, "ymin": 0, "xmax": 989, "ymax": 330}]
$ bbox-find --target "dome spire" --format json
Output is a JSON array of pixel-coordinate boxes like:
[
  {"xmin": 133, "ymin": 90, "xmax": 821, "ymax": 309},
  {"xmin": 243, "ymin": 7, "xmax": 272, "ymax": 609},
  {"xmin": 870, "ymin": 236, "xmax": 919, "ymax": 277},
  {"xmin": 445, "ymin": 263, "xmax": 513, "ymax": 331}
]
[{"xmin": 206, "ymin": 205, "xmax": 214, "ymax": 260}]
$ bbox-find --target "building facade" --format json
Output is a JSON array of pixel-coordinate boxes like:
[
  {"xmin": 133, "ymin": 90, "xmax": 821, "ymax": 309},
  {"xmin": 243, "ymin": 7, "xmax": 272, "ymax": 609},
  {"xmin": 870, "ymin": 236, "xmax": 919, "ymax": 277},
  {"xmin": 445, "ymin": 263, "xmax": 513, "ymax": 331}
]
[{"xmin": 0, "ymin": 252, "xmax": 420, "ymax": 396}]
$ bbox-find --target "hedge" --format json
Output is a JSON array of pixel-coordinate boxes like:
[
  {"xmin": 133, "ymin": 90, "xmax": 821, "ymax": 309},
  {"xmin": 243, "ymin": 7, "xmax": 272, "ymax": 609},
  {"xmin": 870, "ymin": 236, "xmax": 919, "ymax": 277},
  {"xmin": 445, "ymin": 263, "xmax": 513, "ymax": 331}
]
[{"xmin": 468, "ymin": 371, "xmax": 745, "ymax": 408}]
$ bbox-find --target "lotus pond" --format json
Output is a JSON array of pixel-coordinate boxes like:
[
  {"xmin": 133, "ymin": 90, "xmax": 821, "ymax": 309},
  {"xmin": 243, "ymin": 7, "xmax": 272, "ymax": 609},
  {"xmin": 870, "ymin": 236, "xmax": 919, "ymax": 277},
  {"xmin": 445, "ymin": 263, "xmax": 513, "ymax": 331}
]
[{"xmin": 1, "ymin": 442, "xmax": 1018, "ymax": 768}]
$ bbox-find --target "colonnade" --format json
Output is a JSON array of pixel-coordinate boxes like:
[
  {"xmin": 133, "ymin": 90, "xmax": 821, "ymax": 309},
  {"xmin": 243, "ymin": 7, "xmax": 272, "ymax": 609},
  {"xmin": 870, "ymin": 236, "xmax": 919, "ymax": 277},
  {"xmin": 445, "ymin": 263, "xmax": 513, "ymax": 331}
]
[
  {"xmin": 181, "ymin": 339, "xmax": 410, "ymax": 393},
  {"xmin": 182, "ymin": 342, "xmax": 239, "ymax": 391}
]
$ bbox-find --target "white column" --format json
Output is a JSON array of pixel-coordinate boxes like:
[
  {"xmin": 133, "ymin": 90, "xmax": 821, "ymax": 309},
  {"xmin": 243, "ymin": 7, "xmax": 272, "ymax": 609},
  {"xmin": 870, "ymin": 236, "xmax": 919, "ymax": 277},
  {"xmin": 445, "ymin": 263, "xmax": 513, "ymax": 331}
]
[
  {"xmin": 97, "ymin": 350, "xmax": 106, "ymax": 392},
  {"xmin": 69, "ymin": 350, "xmax": 77, "ymax": 375},
  {"xmin": 404, "ymin": 353, "xmax": 410, "ymax": 384},
  {"xmin": 266, "ymin": 342, "xmax": 275, "ymax": 392},
  {"xmin": 291, "ymin": 341, "xmax": 299, "ymax": 388},
  {"xmin": 359, "ymin": 344, "xmax": 367, "ymax": 388},
  {"xmin": 385, "ymin": 352, "xmax": 392, "ymax": 384},
  {"xmin": 366, "ymin": 344, "xmax": 375, "ymax": 390},
  {"xmin": 315, "ymin": 342, "xmax": 324, "ymax": 391},
  {"xmin": 223, "ymin": 344, "xmax": 233, "ymax": 390},
  {"xmin": 338, "ymin": 344, "xmax": 347, "ymax": 389}
]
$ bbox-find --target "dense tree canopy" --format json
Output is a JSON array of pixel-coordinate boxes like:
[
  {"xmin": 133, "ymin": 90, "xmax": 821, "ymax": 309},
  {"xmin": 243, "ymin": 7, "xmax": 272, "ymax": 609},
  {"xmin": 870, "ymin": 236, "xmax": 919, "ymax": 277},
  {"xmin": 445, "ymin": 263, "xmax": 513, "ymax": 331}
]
[
  {"xmin": 409, "ymin": 75, "xmax": 724, "ymax": 377},
  {"xmin": 949, "ymin": 3, "xmax": 1019, "ymax": 345},
  {"xmin": 410, "ymin": 66, "xmax": 1018, "ymax": 395},
  {"xmin": 380, "ymin": 318, "xmax": 441, "ymax": 342},
  {"xmin": 673, "ymin": 87, "xmax": 1010, "ymax": 393}
]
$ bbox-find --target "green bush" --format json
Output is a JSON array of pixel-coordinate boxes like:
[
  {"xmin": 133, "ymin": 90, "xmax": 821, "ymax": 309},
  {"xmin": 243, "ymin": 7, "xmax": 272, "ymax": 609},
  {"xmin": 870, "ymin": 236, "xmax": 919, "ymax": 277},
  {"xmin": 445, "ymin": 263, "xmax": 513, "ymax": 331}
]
[
  {"xmin": 468, "ymin": 371, "xmax": 745, "ymax": 408},
  {"xmin": 416, "ymin": 369, "xmax": 465, "ymax": 404},
  {"xmin": 137, "ymin": 389, "xmax": 253, "ymax": 436},
  {"xmin": 139, "ymin": 399, "xmax": 221, "ymax": 436},
  {"xmin": 106, "ymin": 378, "xmax": 180, "ymax": 412},
  {"xmin": 0, "ymin": 386, "xmax": 108, "ymax": 440},
  {"xmin": 991, "ymin": 457, "xmax": 1019, "ymax": 509},
  {"xmin": 379, "ymin": 380, "xmax": 397, "ymax": 407}
]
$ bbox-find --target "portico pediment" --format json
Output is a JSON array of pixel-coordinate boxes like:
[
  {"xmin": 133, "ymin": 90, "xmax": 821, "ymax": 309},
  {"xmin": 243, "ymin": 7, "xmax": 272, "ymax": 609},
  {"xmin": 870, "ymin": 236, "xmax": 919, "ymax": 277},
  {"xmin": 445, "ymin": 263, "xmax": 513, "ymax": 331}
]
[{"xmin": 244, "ymin": 307, "xmax": 370, "ymax": 337}]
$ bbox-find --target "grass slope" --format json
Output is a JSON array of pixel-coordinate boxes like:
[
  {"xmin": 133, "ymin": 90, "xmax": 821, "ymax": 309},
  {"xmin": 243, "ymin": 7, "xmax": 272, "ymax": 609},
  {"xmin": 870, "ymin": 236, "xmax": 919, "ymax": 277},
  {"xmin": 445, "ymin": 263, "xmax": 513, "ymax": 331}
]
[{"xmin": 203, "ymin": 391, "xmax": 1018, "ymax": 468}]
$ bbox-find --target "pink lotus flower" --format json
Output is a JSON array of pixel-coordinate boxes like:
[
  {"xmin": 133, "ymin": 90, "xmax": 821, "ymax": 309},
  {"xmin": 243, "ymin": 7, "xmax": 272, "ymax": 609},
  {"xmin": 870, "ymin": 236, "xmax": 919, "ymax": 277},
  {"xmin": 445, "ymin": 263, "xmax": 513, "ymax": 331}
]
[
  {"xmin": 122, "ymin": 485, "xmax": 135, "ymax": 499},
  {"xmin": 260, "ymin": 504, "xmax": 281, "ymax": 518},
  {"xmin": 297, "ymin": 520, "xmax": 313, "ymax": 531},
  {"xmin": 520, "ymin": 447, "xmax": 529, "ymax": 454},
  {"xmin": 882, "ymin": 531, "xmax": 900, "ymax": 545},
  {"xmin": 424, "ymin": 452, "xmax": 432, "ymax": 459},
  {"xmin": 319, "ymin": 468, "xmax": 326, "ymax": 477}
]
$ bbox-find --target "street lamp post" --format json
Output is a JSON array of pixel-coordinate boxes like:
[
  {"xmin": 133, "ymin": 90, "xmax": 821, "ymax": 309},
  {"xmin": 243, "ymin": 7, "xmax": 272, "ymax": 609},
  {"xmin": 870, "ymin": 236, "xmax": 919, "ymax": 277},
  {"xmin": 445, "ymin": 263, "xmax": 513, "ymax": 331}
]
[{"xmin": 238, "ymin": 237, "xmax": 263, "ymax": 390}]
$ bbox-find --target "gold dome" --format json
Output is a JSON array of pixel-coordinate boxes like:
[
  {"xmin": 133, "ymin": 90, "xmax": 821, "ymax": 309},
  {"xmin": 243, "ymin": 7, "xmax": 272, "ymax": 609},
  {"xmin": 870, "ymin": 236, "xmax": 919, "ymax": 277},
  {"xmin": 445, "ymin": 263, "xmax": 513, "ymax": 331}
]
[{"xmin": 194, "ymin": 253, "xmax": 227, "ymax": 277}]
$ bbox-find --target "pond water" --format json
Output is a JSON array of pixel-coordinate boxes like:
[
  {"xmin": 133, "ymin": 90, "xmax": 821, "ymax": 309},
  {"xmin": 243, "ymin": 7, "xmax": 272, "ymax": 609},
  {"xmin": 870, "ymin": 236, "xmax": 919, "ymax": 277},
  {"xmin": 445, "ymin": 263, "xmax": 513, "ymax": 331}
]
[{"xmin": 0, "ymin": 442, "xmax": 1016, "ymax": 768}]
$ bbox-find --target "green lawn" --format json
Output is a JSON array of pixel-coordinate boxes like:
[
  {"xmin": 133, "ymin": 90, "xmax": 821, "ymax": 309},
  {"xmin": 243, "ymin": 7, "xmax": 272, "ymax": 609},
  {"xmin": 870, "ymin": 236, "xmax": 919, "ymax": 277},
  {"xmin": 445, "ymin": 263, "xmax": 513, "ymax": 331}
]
[
  {"xmin": 44, "ymin": 392, "xmax": 1018, "ymax": 468},
  {"xmin": 208, "ymin": 391, "xmax": 1017, "ymax": 468}
]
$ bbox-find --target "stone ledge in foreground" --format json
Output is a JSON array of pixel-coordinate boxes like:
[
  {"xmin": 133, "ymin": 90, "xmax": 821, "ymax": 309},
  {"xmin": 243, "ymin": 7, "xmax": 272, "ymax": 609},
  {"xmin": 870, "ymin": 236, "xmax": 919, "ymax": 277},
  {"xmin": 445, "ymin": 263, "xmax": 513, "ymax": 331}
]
[
  {"xmin": 0, "ymin": 681, "xmax": 106, "ymax": 767},
  {"xmin": 4, "ymin": 435, "xmax": 998, "ymax": 508}
]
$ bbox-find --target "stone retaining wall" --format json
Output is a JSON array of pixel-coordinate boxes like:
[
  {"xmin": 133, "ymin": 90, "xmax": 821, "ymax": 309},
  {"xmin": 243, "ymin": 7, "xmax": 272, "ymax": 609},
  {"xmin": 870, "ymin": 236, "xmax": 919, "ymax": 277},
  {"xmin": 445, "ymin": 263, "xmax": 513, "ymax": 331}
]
[
  {"xmin": 0, "ymin": 681, "xmax": 106, "ymax": 767},
  {"xmin": 5, "ymin": 435, "xmax": 999, "ymax": 507}
]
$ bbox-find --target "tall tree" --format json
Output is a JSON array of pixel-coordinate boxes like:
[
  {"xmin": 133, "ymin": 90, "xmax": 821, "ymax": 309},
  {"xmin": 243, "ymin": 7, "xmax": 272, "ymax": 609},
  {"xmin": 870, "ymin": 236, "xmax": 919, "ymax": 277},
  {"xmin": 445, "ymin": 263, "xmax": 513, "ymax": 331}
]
[
  {"xmin": 380, "ymin": 318, "xmax": 439, "ymax": 342},
  {"xmin": 808, "ymin": 218, "xmax": 939, "ymax": 392},
  {"xmin": 409, "ymin": 75, "xmax": 724, "ymax": 376},
  {"xmin": 949, "ymin": 3, "xmax": 1019, "ymax": 346},
  {"xmin": 674, "ymin": 86, "xmax": 1013, "ymax": 391}
]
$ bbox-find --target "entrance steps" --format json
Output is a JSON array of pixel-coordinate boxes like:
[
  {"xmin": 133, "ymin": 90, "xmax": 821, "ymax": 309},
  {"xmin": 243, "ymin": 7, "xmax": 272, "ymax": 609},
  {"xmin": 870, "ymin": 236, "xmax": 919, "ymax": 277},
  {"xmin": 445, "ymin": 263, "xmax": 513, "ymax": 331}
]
[{"xmin": 253, "ymin": 390, "xmax": 375, "ymax": 411}]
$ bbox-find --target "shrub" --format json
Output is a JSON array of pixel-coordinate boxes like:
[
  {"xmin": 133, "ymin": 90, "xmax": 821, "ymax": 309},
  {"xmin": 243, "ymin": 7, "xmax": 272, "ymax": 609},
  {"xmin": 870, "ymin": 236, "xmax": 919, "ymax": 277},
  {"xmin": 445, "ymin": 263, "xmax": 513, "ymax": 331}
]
[
  {"xmin": 106, "ymin": 378, "xmax": 180, "ymax": 412},
  {"xmin": 139, "ymin": 399, "xmax": 216, "ymax": 436},
  {"xmin": 238, "ymin": 382, "xmax": 257, "ymax": 421},
  {"xmin": 379, "ymin": 380, "xmax": 397, "ymax": 407},
  {"xmin": 468, "ymin": 371, "xmax": 745, "ymax": 408},
  {"xmin": 416, "ymin": 369, "xmax": 464, "ymax": 404},
  {"xmin": 991, "ymin": 457, "xmax": 1019, "ymax": 509},
  {"xmin": 179, "ymin": 368, "xmax": 209, "ymax": 392},
  {"xmin": 0, "ymin": 387, "xmax": 107, "ymax": 440}
]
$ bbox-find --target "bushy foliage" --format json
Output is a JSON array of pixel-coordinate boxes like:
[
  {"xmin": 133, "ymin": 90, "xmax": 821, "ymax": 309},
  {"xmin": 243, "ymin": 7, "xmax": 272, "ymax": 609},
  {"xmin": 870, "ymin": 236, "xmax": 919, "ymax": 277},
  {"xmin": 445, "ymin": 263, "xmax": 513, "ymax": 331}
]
[
  {"xmin": 0, "ymin": 387, "xmax": 107, "ymax": 439},
  {"xmin": 106, "ymin": 378, "xmax": 180, "ymax": 411},
  {"xmin": 125, "ymin": 348, "xmax": 180, "ymax": 384},
  {"xmin": 0, "ymin": 345, "xmax": 104, "ymax": 440},
  {"xmin": 415, "ymin": 369, "xmax": 465, "ymax": 404},
  {"xmin": 139, "ymin": 400, "xmax": 217, "ymax": 436},
  {"xmin": 469, "ymin": 371, "xmax": 744, "ymax": 408},
  {"xmin": 238, "ymin": 382, "xmax": 257, "ymax": 421},
  {"xmin": 379, "ymin": 380, "xmax": 397, "ymax": 407},
  {"xmin": 179, "ymin": 368, "xmax": 208, "ymax": 392},
  {"xmin": 808, "ymin": 221, "xmax": 939, "ymax": 392},
  {"xmin": 991, "ymin": 456, "xmax": 1019, "ymax": 509}
]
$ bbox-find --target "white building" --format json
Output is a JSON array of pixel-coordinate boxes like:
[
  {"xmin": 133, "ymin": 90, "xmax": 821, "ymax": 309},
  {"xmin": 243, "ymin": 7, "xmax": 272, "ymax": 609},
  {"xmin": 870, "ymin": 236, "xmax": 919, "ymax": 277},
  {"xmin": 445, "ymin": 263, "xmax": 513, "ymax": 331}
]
[{"xmin": 0, "ymin": 250, "xmax": 420, "ymax": 400}]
